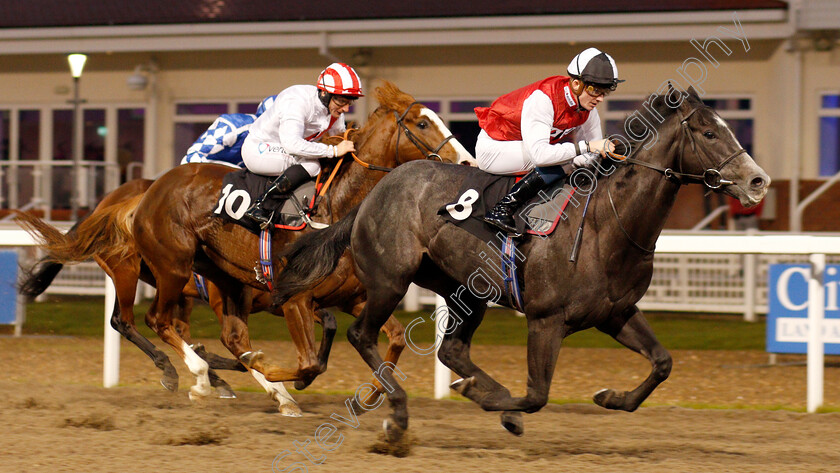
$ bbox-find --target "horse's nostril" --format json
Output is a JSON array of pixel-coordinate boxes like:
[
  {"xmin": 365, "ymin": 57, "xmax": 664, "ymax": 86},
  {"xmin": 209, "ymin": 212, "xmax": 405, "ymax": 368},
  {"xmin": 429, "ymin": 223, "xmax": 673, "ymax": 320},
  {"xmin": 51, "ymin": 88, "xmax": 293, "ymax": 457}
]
[{"xmin": 750, "ymin": 176, "xmax": 766, "ymax": 189}]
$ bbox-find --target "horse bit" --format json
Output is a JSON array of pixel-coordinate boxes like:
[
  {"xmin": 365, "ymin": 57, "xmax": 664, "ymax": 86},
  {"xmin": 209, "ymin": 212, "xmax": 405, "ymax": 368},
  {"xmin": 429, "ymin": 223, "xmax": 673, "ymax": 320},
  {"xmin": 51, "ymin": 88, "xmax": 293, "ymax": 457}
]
[{"xmin": 605, "ymin": 104, "xmax": 748, "ymax": 253}]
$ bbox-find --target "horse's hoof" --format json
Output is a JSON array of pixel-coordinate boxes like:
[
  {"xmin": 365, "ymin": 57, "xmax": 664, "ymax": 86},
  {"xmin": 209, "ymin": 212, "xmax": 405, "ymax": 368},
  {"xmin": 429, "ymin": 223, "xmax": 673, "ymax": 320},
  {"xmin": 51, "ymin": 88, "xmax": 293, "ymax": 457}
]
[
  {"xmin": 160, "ymin": 376, "xmax": 178, "ymax": 392},
  {"xmin": 278, "ymin": 403, "xmax": 303, "ymax": 417},
  {"xmin": 188, "ymin": 383, "xmax": 212, "ymax": 402},
  {"xmin": 500, "ymin": 411, "xmax": 524, "ymax": 436},
  {"xmin": 368, "ymin": 418, "xmax": 410, "ymax": 457},
  {"xmin": 450, "ymin": 377, "xmax": 476, "ymax": 396},
  {"xmin": 217, "ymin": 386, "xmax": 237, "ymax": 399},
  {"xmin": 239, "ymin": 350, "xmax": 264, "ymax": 368},
  {"xmin": 593, "ymin": 388, "xmax": 626, "ymax": 410}
]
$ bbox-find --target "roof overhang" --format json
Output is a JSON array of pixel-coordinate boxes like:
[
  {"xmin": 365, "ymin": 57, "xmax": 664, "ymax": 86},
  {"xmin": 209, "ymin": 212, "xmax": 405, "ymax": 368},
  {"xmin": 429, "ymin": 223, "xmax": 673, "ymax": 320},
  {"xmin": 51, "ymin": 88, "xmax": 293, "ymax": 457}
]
[{"xmin": 0, "ymin": 9, "xmax": 791, "ymax": 55}]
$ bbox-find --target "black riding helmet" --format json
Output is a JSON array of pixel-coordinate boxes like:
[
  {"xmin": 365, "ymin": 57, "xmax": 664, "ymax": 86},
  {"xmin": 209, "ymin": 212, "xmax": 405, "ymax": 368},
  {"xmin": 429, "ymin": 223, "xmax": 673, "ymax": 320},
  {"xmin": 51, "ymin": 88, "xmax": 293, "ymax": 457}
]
[{"xmin": 567, "ymin": 47, "xmax": 625, "ymax": 90}]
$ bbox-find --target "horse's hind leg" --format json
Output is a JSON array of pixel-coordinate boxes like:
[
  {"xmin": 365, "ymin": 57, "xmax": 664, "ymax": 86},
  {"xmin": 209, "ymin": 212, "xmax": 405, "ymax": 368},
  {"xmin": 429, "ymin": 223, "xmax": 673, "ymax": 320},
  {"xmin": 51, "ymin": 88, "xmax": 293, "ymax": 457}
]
[
  {"xmin": 99, "ymin": 254, "xmax": 180, "ymax": 392},
  {"xmin": 442, "ymin": 294, "xmax": 566, "ymax": 421},
  {"xmin": 593, "ymin": 305, "xmax": 672, "ymax": 412},
  {"xmin": 176, "ymin": 286, "xmax": 240, "ymax": 399},
  {"xmin": 346, "ymin": 287, "xmax": 412, "ymax": 443}
]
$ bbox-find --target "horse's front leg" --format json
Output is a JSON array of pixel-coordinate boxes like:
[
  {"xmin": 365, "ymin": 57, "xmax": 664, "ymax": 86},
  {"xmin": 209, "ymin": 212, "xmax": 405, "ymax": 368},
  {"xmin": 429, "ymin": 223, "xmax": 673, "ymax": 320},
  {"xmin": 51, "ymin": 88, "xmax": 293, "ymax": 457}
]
[
  {"xmin": 292, "ymin": 308, "xmax": 337, "ymax": 391},
  {"xmin": 261, "ymin": 294, "xmax": 322, "ymax": 384},
  {"xmin": 593, "ymin": 304, "xmax": 672, "ymax": 411},
  {"xmin": 215, "ymin": 284, "xmax": 302, "ymax": 416}
]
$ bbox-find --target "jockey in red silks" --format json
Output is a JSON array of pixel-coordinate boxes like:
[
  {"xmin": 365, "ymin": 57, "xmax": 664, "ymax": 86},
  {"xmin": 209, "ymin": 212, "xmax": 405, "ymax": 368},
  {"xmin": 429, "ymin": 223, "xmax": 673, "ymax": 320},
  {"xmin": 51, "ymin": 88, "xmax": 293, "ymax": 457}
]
[
  {"xmin": 241, "ymin": 62, "xmax": 363, "ymax": 225},
  {"xmin": 475, "ymin": 48, "xmax": 624, "ymax": 237}
]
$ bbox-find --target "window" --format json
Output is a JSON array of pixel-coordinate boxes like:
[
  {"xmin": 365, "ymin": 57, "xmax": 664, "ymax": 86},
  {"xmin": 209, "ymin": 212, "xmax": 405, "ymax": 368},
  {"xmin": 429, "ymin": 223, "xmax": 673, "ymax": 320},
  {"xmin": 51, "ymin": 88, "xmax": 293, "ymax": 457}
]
[
  {"xmin": 819, "ymin": 93, "xmax": 840, "ymax": 176},
  {"xmin": 117, "ymin": 108, "xmax": 145, "ymax": 182},
  {"xmin": 602, "ymin": 96, "xmax": 754, "ymax": 155},
  {"xmin": 1, "ymin": 105, "xmax": 146, "ymax": 218}
]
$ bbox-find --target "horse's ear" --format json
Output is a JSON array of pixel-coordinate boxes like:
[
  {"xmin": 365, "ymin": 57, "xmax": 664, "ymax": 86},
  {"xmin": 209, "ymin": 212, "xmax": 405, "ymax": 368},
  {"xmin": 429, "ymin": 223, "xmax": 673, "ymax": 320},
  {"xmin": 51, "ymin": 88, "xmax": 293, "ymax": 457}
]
[
  {"xmin": 686, "ymin": 86, "xmax": 701, "ymax": 100},
  {"xmin": 667, "ymin": 81, "xmax": 675, "ymax": 93}
]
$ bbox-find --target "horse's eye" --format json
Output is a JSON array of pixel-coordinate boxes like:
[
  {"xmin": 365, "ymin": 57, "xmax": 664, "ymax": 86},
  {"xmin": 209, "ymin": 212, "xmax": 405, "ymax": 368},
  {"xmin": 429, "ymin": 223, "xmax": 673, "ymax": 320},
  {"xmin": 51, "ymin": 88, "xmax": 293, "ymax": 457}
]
[
  {"xmin": 703, "ymin": 131, "xmax": 716, "ymax": 139},
  {"xmin": 417, "ymin": 120, "xmax": 429, "ymax": 130}
]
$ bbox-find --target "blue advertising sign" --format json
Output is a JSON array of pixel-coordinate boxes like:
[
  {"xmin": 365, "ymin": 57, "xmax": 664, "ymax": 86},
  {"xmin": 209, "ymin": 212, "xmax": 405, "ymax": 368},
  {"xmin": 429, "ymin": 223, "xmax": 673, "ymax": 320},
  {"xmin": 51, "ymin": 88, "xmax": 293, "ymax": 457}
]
[
  {"xmin": 767, "ymin": 264, "xmax": 840, "ymax": 354},
  {"xmin": 0, "ymin": 251, "xmax": 18, "ymax": 325}
]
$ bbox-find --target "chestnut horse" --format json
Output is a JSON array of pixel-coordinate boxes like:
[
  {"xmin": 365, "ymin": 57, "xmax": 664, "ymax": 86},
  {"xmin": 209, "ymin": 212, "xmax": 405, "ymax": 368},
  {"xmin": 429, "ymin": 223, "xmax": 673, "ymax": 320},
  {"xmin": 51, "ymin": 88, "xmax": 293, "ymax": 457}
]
[
  {"xmin": 128, "ymin": 81, "xmax": 466, "ymax": 407},
  {"xmin": 271, "ymin": 87, "xmax": 770, "ymax": 447},
  {"xmin": 15, "ymin": 182, "xmax": 339, "ymax": 404}
]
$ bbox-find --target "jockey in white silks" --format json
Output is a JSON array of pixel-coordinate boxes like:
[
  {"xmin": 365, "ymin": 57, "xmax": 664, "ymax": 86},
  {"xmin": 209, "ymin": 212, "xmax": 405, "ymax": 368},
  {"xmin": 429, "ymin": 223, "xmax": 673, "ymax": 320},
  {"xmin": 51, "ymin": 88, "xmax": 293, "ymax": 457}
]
[
  {"xmin": 240, "ymin": 62, "xmax": 362, "ymax": 225},
  {"xmin": 180, "ymin": 95, "xmax": 277, "ymax": 167}
]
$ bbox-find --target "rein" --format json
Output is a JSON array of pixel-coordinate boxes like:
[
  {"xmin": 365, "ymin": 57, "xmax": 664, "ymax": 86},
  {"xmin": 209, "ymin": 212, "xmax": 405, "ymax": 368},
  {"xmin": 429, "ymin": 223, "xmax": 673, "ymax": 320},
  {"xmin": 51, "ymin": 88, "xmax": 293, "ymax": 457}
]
[{"xmin": 602, "ymin": 103, "xmax": 748, "ymax": 254}]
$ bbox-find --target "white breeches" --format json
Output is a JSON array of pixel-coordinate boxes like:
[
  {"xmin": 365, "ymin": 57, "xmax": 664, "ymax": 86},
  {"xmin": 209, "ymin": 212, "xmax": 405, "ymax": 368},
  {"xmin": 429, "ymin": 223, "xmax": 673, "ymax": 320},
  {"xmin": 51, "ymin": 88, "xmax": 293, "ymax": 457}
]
[{"xmin": 475, "ymin": 129, "xmax": 533, "ymax": 175}]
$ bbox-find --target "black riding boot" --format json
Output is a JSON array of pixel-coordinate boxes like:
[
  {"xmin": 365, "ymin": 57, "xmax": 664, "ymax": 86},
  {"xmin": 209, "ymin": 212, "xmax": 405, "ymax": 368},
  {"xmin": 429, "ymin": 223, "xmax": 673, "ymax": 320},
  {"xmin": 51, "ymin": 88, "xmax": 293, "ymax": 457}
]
[
  {"xmin": 482, "ymin": 169, "xmax": 547, "ymax": 237},
  {"xmin": 245, "ymin": 164, "xmax": 310, "ymax": 227}
]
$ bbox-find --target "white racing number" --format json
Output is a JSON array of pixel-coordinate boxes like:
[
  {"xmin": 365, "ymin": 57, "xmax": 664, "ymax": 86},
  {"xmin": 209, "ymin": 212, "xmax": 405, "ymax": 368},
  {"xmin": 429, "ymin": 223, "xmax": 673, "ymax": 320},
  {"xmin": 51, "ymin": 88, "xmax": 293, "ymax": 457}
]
[
  {"xmin": 214, "ymin": 183, "xmax": 251, "ymax": 220},
  {"xmin": 445, "ymin": 188, "xmax": 479, "ymax": 221}
]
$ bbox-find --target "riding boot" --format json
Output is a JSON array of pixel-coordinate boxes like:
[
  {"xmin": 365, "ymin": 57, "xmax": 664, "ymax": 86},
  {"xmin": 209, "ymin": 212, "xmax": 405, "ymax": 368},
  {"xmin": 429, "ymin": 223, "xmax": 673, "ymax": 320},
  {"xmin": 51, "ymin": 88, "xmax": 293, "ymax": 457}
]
[
  {"xmin": 482, "ymin": 169, "xmax": 547, "ymax": 237},
  {"xmin": 245, "ymin": 164, "xmax": 311, "ymax": 227}
]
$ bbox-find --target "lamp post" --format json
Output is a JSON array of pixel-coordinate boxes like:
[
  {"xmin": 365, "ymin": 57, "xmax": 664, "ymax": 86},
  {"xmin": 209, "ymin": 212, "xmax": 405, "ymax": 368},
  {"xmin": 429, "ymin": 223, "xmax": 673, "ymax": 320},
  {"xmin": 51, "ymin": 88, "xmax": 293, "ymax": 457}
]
[{"xmin": 67, "ymin": 53, "xmax": 87, "ymax": 220}]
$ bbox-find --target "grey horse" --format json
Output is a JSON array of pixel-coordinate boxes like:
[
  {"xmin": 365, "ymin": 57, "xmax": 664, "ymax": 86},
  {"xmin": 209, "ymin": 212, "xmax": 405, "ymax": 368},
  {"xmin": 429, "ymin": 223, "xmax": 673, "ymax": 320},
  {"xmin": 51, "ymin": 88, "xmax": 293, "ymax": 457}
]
[{"xmin": 273, "ymin": 86, "xmax": 770, "ymax": 447}]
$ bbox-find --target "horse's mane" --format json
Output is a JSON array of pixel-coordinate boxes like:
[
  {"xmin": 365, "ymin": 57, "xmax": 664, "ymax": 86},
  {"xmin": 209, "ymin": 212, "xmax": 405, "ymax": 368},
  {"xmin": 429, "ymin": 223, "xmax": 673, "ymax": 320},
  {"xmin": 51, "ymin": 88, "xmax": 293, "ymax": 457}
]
[{"xmin": 321, "ymin": 80, "xmax": 416, "ymax": 148}]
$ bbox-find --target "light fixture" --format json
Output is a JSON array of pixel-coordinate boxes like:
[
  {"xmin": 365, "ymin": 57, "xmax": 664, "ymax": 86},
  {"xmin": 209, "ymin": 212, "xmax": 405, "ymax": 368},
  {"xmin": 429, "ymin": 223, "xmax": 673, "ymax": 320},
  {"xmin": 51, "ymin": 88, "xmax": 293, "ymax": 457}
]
[
  {"xmin": 67, "ymin": 53, "xmax": 88, "ymax": 220},
  {"xmin": 67, "ymin": 53, "xmax": 87, "ymax": 78},
  {"xmin": 127, "ymin": 65, "xmax": 149, "ymax": 90},
  {"xmin": 127, "ymin": 61, "xmax": 158, "ymax": 91}
]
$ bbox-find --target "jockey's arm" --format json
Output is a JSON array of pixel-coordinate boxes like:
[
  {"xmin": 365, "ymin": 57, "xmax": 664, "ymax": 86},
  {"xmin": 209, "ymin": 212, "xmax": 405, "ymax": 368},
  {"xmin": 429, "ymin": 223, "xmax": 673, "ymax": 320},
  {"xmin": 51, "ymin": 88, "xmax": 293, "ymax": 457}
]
[
  {"xmin": 277, "ymin": 115, "xmax": 336, "ymax": 159},
  {"xmin": 576, "ymin": 109, "xmax": 614, "ymax": 156},
  {"xmin": 521, "ymin": 90, "xmax": 589, "ymax": 171}
]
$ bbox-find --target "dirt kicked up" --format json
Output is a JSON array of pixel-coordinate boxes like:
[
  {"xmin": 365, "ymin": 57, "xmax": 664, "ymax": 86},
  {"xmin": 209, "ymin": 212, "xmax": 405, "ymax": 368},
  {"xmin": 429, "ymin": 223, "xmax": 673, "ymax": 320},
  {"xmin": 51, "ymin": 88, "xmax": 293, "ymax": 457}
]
[{"xmin": 0, "ymin": 336, "xmax": 837, "ymax": 473}]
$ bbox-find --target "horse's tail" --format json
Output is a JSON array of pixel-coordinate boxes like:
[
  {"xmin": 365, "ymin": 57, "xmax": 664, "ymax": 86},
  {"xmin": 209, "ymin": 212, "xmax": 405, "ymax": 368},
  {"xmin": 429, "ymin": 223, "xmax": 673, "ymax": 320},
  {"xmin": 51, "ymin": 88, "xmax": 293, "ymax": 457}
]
[
  {"xmin": 16, "ymin": 219, "xmax": 86, "ymax": 297},
  {"xmin": 13, "ymin": 193, "xmax": 144, "ymax": 265},
  {"xmin": 273, "ymin": 206, "xmax": 360, "ymax": 305}
]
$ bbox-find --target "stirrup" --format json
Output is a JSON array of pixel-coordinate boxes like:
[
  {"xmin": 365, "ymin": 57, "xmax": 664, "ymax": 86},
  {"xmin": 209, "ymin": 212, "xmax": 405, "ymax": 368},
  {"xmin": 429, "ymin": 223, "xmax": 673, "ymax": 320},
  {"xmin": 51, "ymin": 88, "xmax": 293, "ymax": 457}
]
[
  {"xmin": 245, "ymin": 207, "xmax": 274, "ymax": 229},
  {"xmin": 483, "ymin": 214, "xmax": 522, "ymax": 238}
]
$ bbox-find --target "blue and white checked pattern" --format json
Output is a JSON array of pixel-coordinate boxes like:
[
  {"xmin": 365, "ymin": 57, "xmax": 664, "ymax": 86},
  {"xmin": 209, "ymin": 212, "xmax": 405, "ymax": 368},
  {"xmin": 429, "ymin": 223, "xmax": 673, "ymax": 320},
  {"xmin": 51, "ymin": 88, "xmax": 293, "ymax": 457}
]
[
  {"xmin": 181, "ymin": 94, "xmax": 278, "ymax": 167},
  {"xmin": 181, "ymin": 113, "xmax": 255, "ymax": 166}
]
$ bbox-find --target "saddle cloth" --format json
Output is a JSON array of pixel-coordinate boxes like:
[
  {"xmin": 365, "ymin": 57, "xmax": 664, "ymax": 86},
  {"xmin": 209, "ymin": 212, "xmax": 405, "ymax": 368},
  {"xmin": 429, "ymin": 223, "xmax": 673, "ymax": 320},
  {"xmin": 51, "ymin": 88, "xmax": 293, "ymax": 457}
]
[
  {"xmin": 214, "ymin": 169, "xmax": 317, "ymax": 235},
  {"xmin": 438, "ymin": 171, "xmax": 578, "ymax": 249}
]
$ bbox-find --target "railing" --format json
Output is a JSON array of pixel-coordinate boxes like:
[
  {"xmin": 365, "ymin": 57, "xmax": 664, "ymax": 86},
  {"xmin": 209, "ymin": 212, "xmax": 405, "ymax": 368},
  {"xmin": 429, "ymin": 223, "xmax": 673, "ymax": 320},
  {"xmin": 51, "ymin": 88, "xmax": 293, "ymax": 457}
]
[
  {"xmin": 0, "ymin": 160, "xmax": 120, "ymax": 220},
  {"xmin": 402, "ymin": 231, "xmax": 840, "ymax": 321}
]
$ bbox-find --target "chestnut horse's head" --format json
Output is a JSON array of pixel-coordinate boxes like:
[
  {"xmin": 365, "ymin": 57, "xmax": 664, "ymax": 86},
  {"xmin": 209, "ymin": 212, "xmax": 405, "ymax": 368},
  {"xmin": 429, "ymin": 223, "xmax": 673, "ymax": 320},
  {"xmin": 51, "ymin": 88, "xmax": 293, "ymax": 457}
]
[{"xmin": 350, "ymin": 81, "xmax": 474, "ymax": 167}]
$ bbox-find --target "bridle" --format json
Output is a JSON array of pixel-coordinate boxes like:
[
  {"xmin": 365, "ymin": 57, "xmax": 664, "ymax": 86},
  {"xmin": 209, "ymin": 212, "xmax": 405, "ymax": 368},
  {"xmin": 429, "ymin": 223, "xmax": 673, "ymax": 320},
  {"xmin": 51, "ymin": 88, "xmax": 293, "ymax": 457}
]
[
  {"xmin": 604, "ymin": 103, "xmax": 748, "ymax": 253},
  {"xmin": 608, "ymin": 106, "xmax": 746, "ymax": 190},
  {"xmin": 393, "ymin": 101, "xmax": 454, "ymax": 165},
  {"xmin": 347, "ymin": 101, "xmax": 454, "ymax": 172}
]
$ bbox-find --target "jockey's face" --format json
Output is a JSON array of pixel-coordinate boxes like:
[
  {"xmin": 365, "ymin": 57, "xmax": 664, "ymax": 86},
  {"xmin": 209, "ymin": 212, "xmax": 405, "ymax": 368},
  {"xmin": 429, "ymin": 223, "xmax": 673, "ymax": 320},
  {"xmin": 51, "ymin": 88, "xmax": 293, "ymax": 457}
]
[
  {"xmin": 329, "ymin": 96, "xmax": 354, "ymax": 118},
  {"xmin": 572, "ymin": 79, "xmax": 607, "ymax": 111}
]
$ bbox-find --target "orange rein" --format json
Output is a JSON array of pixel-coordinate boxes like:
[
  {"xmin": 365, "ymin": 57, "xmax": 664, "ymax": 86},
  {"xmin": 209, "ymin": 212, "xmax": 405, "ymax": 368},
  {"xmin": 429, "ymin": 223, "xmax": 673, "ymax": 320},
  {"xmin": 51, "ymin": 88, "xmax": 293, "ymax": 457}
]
[{"xmin": 315, "ymin": 130, "xmax": 353, "ymax": 198}]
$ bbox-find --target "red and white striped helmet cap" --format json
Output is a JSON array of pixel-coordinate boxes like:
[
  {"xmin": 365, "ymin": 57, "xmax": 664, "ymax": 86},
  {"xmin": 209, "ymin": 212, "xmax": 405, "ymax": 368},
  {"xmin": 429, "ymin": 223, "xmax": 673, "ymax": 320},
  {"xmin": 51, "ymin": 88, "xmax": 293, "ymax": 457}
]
[{"xmin": 317, "ymin": 63, "xmax": 364, "ymax": 97}]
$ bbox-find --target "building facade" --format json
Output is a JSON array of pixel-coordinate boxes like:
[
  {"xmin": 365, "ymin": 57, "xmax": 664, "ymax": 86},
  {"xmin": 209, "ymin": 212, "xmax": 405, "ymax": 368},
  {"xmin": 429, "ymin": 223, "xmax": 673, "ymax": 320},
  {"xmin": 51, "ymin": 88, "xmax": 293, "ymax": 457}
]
[{"xmin": 0, "ymin": 1, "xmax": 837, "ymax": 230}]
